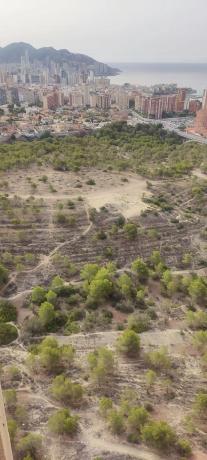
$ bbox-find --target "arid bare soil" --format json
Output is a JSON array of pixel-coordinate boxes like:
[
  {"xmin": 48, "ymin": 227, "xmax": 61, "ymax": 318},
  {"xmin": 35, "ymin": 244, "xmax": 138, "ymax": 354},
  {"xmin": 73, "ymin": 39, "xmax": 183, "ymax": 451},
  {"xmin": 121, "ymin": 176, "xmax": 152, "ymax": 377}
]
[{"xmin": 0, "ymin": 167, "xmax": 207, "ymax": 460}]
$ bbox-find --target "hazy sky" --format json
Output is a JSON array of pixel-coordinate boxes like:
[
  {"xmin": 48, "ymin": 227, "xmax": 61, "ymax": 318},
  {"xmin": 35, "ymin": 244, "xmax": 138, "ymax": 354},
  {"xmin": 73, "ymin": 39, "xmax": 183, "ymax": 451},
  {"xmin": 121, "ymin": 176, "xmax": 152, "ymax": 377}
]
[{"xmin": 1, "ymin": 0, "xmax": 207, "ymax": 63}]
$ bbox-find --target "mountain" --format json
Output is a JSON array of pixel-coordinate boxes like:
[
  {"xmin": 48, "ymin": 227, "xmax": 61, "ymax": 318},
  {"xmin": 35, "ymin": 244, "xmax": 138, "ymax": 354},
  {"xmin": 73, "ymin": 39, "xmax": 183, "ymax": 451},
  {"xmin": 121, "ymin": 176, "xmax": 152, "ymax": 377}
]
[{"xmin": 0, "ymin": 42, "xmax": 119, "ymax": 76}]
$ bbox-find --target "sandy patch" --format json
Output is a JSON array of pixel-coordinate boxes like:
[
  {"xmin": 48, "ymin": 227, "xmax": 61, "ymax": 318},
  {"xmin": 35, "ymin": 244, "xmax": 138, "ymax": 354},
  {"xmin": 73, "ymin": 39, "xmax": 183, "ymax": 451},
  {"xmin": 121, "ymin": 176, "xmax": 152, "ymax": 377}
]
[
  {"xmin": 192, "ymin": 169, "xmax": 207, "ymax": 180},
  {"xmin": 86, "ymin": 174, "xmax": 151, "ymax": 218},
  {"xmin": 0, "ymin": 167, "xmax": 151, "ymax": 218}
]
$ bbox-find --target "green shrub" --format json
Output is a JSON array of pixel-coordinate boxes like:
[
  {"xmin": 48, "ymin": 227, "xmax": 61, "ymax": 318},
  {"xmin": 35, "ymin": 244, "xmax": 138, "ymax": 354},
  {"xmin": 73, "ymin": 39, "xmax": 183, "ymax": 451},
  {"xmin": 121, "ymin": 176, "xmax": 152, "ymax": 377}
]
[
  {"xmin": 38, "ymin": 301, "xmax": 55, "ymax": 327},
  {"xmin": 177, "ymin": 438, "xmax": 192, "ymax": 457},
  {"xmin": 88, "ymin": 347, "xmax": 115, "ymax": 384},
  {"xmin": 124, "ymin": 223, "xmax": 137, "ymax": 239},
  {"xmin": 107, "ymin": 409, "xmax": 124, "ymax": 434},
  {"xmin": 17, "ymin": 433, "xmax": 42, "ymax": 458},
  {"xmin": 194, "ymin": 392, "xmax": 207, "ymax": 416},
  {"xmin": 0, "ymin": 323, "xmax": 18, "ymax": 345},
  {"xmin": 131, "ymin": 258, "xmax": 149, "ymax": 282},
  {"xmin": 142, "ymin": 420, "xmax": 176, "ymax": 451},
  {"xmin": 117, "ymin": 329, "xmax": 140, "ymax": 357},
  {"xmin": 186, "ymin": 310, "xmax": 207, "ymax": 330},
  {"xmin": 0, "ymin": 300, "xmax": 17, "ymax": 322},
  {"xmin": 126, "ymin": 406, "xmax": 149, "ymax": 434},
  {"xmin": 0, "ymin": 262, "xmax": 9, "ymax": 286},
  {"xmin": 8, "ymin": 418, "xmax": 17, "ymax": 442},
  {"xmin": 127, "ymin": 313, "xmax": 150, "ymax": 333},
  {"xmin": 188, "ymin": 277, "xmax": 207, "ymax": 304},
  {"xmin": 146, "ymin": 347, "xmax": 172, "ymax": 373},
  {"xmin": 31, "ymin": 286, "xmax": 46, "ymax": 305},
  {"xmin": 99, "ymin": 397, "xmax": 113, "ymax": 418},
  {"xmin": 192, "ymin": 330, "xmax": 207, "ymax": 352},
  {"xmin": 51, "ymin": 375, "xmax": 83, "ymax": 406},
  {"xmin": 28, "ymin": 337, "xmax": 75, "ymax": 375},
  {"xmin": 48, "ymin": 409, "xmax": 78, "ymax": 435}
]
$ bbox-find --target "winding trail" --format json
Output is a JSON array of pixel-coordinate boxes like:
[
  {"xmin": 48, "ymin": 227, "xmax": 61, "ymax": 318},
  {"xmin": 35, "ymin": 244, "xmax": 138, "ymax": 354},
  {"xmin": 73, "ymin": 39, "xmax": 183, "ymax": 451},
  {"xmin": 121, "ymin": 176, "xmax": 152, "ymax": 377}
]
[
  {"xmin": 0, "ymin": 205, "xmax": 92, "ymax": 300},
  {"xmin": 84, "ymin": 436, "xmax": 164, "ymax": 460}
]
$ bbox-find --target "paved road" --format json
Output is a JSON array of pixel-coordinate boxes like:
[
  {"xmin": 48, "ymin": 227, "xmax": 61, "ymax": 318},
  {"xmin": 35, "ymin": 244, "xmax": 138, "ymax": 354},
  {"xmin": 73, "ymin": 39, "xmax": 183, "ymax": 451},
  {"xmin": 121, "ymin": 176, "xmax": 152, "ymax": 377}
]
[
  {"xmin": 0, "ymin": 383, "xmax": 13, "ymax": 460},
  {"xmin": 129, "ymin": 112, "xmax": 207, "ymax": 145}
]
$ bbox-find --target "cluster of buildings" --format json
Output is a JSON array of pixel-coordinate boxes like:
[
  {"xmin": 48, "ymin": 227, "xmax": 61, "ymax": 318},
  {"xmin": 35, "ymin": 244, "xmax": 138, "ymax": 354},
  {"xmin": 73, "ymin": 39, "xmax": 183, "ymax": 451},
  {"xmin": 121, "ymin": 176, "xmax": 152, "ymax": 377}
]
[
  {"xmin": 0, "ymin": 50, "xmax": 111, "ymax": 87},
  {"xmin": 188, "ymin": 90, "xmax": 207, "ymax": 137},
  {"xmin": 42, "ymin": 76, "xmax": 111, "ymax": 111},
  {"xmin": 0, "ymin": 51, "xmax": 207, "ymax": 140},
  {"xmin": 134, "ymin": 88, "xmax": 201, "ymax": 119}
]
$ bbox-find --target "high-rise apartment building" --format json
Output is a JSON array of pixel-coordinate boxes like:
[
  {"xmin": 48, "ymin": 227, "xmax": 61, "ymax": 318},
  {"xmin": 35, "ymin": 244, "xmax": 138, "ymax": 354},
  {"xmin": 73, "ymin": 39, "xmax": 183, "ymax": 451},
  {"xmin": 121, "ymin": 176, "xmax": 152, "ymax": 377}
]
[
  {"xmin": 175, "ymin": 88, "xmax": 187, "ymax": 113},
  {"xmin": 115, "ymin": 89, "xmax": 129, "ymax": 110},
  {"xmin": 43, "ymin": 90, "xmax": 63, "ymax": 111},
  {"xmin": 96, "ymin": 93, "xmax": 111, "ymax": 109},
  {"xmin": 135, "ymin": 88, "xmax": 187, "ymax": 119},
  {"xmin": 0, "ymin": 88, "xmax": 7, "ymax": 105},
  {"xmin": 190, "ymin": 88, "xmax": 207, "ymax": 137},
  {"xmin": 71, "ymin": 91, "xmax": 84, "ymax": 107},
  {"xmin": 202, "ymin": 89, "xmax": 207, "ymax": 110}
]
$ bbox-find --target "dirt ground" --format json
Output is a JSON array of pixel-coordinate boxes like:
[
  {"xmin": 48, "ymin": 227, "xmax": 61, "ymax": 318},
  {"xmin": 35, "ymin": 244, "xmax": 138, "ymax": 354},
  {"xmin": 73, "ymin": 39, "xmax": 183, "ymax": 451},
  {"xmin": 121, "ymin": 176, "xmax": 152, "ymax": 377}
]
[
  {"xmin": 0, "ymin": 167, "xmax": 152, "ymax": 218},
  {"xmin": 0, "ymin": 167, "xmax": 207, "ymax": 460}
]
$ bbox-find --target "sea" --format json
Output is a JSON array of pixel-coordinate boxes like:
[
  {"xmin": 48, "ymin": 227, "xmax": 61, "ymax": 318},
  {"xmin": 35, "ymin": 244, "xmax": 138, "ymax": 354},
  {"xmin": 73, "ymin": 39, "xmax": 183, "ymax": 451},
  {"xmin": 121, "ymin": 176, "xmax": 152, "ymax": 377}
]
[{"xmin": 109, "ymin": 63, "xmax": 207, "ymax": 95}]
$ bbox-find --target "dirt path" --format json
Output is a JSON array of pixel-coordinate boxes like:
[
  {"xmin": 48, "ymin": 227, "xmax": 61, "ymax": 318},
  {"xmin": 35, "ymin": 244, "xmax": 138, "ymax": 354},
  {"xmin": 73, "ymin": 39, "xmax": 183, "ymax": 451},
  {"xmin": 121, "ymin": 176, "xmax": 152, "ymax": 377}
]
[
  {"xmin": 0, "ymin": 205, "xmax": 92, "ymax": 299},
  {"xmin": 192, "ymin": 169, "xmax": 207, "ymax": 180},
  {"xmin": 85, "ymin": 435, "xmax": 163, "ymax": 460},
  {"xmin": 81, "ymin": 412, "xmax": 164, "ymax": 460}
]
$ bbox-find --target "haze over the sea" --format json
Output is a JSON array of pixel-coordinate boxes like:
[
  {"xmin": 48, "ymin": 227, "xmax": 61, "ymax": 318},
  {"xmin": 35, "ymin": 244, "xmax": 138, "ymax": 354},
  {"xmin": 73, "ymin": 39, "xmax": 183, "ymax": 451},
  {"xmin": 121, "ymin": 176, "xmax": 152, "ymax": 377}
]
[{"xmin": 110, "ymin": 63, "xmax": 207, "ymax": 94}]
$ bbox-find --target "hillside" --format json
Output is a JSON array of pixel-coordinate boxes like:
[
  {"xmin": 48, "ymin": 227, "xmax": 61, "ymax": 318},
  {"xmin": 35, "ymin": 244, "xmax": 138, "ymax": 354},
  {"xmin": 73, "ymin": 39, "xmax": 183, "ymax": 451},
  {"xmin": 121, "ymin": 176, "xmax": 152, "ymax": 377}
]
[
  {"xmin": 0, "ymin": 42, "xmax": 119, "ymax": 75},
  {"xmin": 0, "ymin": 123, "xmax": 207, "ymax": 460}
]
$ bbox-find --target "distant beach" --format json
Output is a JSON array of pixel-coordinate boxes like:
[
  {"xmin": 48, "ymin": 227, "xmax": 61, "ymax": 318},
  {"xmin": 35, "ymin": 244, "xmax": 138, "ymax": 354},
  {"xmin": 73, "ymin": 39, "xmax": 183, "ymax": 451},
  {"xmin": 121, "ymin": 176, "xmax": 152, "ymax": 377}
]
[{"xmin": 109, "ymin": 63, "xmax": 207, "ymax": 94}]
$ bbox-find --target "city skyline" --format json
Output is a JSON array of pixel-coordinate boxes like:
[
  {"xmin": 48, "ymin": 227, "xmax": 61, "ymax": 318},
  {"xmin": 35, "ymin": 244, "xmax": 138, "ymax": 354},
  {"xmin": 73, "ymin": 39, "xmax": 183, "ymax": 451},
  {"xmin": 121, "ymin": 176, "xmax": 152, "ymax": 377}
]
[{"xmin": 1, "ymin": 0, "xmax": 207, "ymax": 63}]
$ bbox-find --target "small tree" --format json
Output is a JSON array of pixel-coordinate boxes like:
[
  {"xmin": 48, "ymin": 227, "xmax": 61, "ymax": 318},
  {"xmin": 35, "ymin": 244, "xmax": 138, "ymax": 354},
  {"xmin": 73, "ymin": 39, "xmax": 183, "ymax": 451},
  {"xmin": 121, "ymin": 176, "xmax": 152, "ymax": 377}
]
[
  {"xmin": 38, "ymin": 301, "xmax": 55, "ymax": 327},
  {"xmin": 150, "ymin": 250, "xmax": 162, "ymax": 267},
  {"xmin": 46, "ymin": 290, "xmax": 57, "ymax": 305},
  {"xmin": 50, "ymin": 275, "xmax": 64, "ymax": 293},
  {"xmin": 128, "ymin": 312, "xmax": 150, "ymax": 333},
  {"xmin": 131, "ymin": 258, "xmax": 149, "ymax": 282},
  {"xmin": 192, "ymin": 330, "xmax": 207, "ymax": 352},
  {"xmin": 146, "ymin": 347, "xmax": 171, "ymax": 373},
  {"xmin": 177, "ymin": 438, "xmax": 192, "ymax": 457},
  {"xmin": 124, "ymin": 223, "xmax": 137, "ymax": 240},
  {"xmin": 126, "ymin": 406, "xmax": 149, "ymax": 434},
  {"xmin": 0, "ymin": 323, "xmax": 18, "ymax": 345},
  {"xmin": 146, "ymin": 370, "xmax": 157, "ymax": 390},
  {"xmin": 99, "ymin": 397, "xmax": 113, "ymax": 418},
  {"xmin": 17, "ymin": 433, "xmax": 42, "ymax": 458},
  {"xmin": 117, "ymin": 329, "xmax": 140, "ymax": 357},
  {"xmin": 107, "ymin": 409, "xmax": 124, "ymax": 434},
  {"xmin": 182, "ymin": 253, "xmax": 192, "ymax": 268},
  {"xmin": 31, "ymin": 286, "xmax": 46, "ymax": 305},
  {"xmin": 88, "ymin": 347, "xmax": 115, "ymax": 385},
  {"xmin": 142, "ymin": 420, "xmax": 176, "ymax": 451},
  {"xmin": 0, "ymin": 262, "xmax": 9, "ymax": 286},
  {"xmin": 80, "ymin": 263, "xmax": 99, "ymax": 282},
  {"xmin": 8, "ymin": 418, "xmax": 17, "ymax": 442},
  {"xmin": 0, "ymin": 300, "xmax": 17, "ymax": 322},
  {"xmin": 188, "ymin": 277, "xmax": 207, "ymax": 304},
  {"xmin": 118, "ymin": 273, "xmax": 134, "ymax": 298},
  {"xmin": 51, "ymin": 375, "xmax": 83, "ymax": 406},
  {"xmin": 194, "ymin": 392, "xmax": 207, "ymax": 417},
  {"xmin": 186, "ymin": 310, "xmax": 207, "ymax": 330},
  {"xmin": 48, "ymin": 409, "xmax": 78, "ymax": 435},
  {"xmin": 89, "ymin": 277, "xmax": 113, "ymax": 302},
  {"xmin": 30, "ymin": 337, "xmax": 75, "ymax": 374}
]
